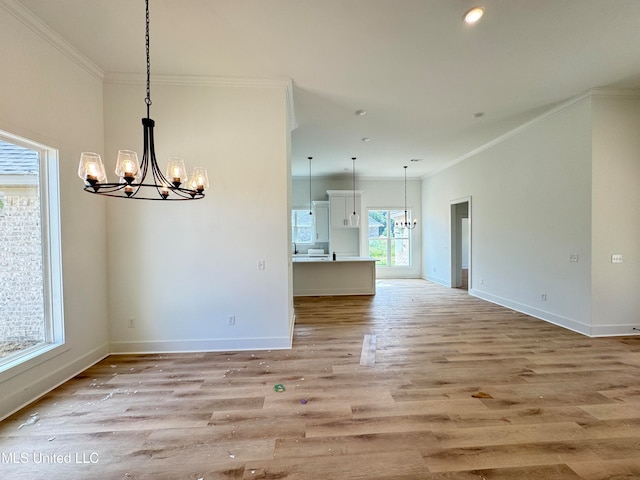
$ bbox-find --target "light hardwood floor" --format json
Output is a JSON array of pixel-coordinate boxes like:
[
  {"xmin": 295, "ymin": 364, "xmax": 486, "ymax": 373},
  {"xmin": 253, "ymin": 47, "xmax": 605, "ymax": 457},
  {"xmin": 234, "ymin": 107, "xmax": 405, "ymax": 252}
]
[{"xmin": 2, "ymin": 279, "xmax": 640, "ymax": 479}]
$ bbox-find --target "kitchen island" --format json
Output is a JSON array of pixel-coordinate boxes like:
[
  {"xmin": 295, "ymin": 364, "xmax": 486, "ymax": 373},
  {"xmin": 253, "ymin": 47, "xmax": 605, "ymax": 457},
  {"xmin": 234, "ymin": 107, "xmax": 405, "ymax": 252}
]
[{"xmin": 292, "ymin": 256, "xmax": 376, "ymax": 296}]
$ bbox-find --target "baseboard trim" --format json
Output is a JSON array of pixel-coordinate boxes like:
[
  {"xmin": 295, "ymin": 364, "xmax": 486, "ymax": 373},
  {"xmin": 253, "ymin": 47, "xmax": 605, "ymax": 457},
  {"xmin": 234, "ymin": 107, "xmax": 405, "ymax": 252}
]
[
  {"xmin": 293, "ymin": 290, "xmax": 375, "ymax": 296},
  {"xmin": 288, "ymin": 313, "xmax": 296, "ymax": 347},
  {"xmin": 376, "ymin": 273, "xmax": 422, "ymax": 279},
  {"xmin": 469, "ymin": 288, "xmax": 592, "ymax": 336},
  {"xmin": 590, "ymin": 324, "xmax": 640, "ymax": 337},
  {"xmin": 109, "ymin": 337, "xmax": 293, "ymax": 354},
  {"xmin": 422, "ymin": 274, "xmax": 450, "ymax": 288},
  {"xmin": 0, "ymin": 342, "xmax": 109, "ymax": 422}
]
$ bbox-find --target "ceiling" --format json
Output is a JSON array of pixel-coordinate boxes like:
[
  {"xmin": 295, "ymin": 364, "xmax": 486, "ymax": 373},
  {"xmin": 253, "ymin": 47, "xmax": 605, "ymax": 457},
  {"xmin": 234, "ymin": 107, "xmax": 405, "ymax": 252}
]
[{"xmin": 15, "ymin": 0, "xmax": 640, "ymax": 178}]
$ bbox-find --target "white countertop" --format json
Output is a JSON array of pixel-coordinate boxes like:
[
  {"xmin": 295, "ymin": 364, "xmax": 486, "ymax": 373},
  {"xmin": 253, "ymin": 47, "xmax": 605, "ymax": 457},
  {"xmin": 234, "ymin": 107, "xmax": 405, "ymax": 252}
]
[{"xmin": 292, "ymin": 256, "xmax": 376, "ymax": 263}]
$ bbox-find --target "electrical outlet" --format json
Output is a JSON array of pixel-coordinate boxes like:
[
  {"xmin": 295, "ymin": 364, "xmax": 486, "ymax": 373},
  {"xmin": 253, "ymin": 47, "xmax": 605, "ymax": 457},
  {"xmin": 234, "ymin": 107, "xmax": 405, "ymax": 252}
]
[
  {"xmin": 228, "ymin": 315, "xmax": 236, "ymax": 326},
  {"xmin": 257, "ymin": 259, "xmax": 265, "ymax": 270},
  {"xmin": 569, "ymin": 253, "xmax": 578, "ymax": 262},
  {"xmin": 540, "ymin": 293, "xmax": 547, "ymax": 301},
  {"xmin": 480, "ymin": 278, "xmax": 484, "ymax": 285},
  {"xmin": 128, "ymin": 317, "xmax": 135, "ymax": 328}
]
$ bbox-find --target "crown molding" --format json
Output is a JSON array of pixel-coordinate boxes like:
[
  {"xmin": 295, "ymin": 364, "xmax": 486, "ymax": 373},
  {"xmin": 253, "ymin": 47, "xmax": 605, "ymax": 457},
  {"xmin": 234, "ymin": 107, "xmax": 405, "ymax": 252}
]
[
  {"xmin": 103, "ymin": 72, "xmax": 291, "ymax": 89},
  {"xmin": 105, "ymin": 73, "xmax": 297, "ymax": 132},
  {"xmin": 1, "ymin": 0, "xmax": 103, "ymax": 81},
  {"xmin": 425, "ymin": 87, "xmax": 640, "ymax": 179},
  {"xmin": 587, "ymin": 87, "xmax": 640, "ymax": 98}
]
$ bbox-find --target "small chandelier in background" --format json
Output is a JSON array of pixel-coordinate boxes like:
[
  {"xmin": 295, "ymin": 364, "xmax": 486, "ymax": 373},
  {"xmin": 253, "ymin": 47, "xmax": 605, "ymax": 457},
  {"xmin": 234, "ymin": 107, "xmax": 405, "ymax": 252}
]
[
  {"xmin": 77, "ymin": 0, "xmax": 208, "ymax": 200},
  {"xmin": 349, "ymin": 157, "xmax": 359, "ymax": 226},
  {"xmin": 395, "ymin": 165, "xmax": 417, "ymax": 230}
]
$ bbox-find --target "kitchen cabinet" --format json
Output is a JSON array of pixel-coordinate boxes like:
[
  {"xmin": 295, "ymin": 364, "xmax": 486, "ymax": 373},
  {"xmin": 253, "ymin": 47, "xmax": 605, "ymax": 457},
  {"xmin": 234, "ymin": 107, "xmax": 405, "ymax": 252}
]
[
  {"xmin": 292, "ymin": 256, "xmax": 377, "ymax": 296},
  {"xmin": 327, "ymin": 190, "xmax": 363, "ymax": 257},
  {"xmin": 328, "ymin": 190, "xmax": 362, "ymax": 227},
  {"xmin": 312, "ymin": 201, "xmax": 329, "ymax": 242}
]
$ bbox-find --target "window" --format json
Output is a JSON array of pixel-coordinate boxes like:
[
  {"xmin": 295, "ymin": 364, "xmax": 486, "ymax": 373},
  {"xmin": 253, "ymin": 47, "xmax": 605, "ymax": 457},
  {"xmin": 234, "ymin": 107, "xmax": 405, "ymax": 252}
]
[
  {"xmin": 291, "ymin": 209, "xmax": 313, "ymax": 244},
  {"xmin": 368, "ymin": 209, "xmax": 411, "ymax": 267},
  {"xmin": 0, "ymin": 134, "xmax": 64, "ymax": 372}
]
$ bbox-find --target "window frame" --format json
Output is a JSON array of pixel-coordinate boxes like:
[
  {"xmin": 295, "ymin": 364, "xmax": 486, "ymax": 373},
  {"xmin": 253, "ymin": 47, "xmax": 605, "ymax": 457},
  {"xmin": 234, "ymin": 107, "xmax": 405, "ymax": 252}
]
[
  {"xmin": 291, "ymin": 208, "xmax": 314, "ymax": 245},
  {"xmin": 367, "ymin": 208, "xmax": 413, "ymax": 268},
  {"xmin": 0, "ymin": 131, "xmax": 66, "ymax": 379}
]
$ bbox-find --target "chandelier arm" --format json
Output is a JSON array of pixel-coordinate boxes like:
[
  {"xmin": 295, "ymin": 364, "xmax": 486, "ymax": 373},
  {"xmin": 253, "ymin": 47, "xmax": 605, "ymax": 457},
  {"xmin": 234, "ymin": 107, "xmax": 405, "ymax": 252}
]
[
  {"xmin": 147, "ymin": 121, "xmax": 164, "ymax": 189},
  {"xmin": 142, "ymin": 120, "xmax": 150, "ymax": 175},
  {"xmin": 150, "ymin": 151, "xmax": 194, "ymax": 198},
  {"xmin": 83, "ymin": 188, "xmax": 201, "ymax": 200},
  {"xmin": 131, "ymin": 121, "xmax": 152, "ymax": 198},
  {"xmin": 147, "ymin": 118, "xmax": 197, "ymax": 199},
  {"xmin": 83, "ymin": 183, "xmax": 128, "ymax": 194}
]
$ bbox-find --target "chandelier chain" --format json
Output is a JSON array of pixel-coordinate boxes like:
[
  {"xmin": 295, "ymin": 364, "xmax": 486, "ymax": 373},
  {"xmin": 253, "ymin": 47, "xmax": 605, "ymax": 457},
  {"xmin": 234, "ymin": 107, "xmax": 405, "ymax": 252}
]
[
  {"xmin": 404, "ymin": 165, "xmax": 408, "ymax": 225},
  {"xmin": 145, "ymin": 0, "xmax": 152, "ymax": 112}
]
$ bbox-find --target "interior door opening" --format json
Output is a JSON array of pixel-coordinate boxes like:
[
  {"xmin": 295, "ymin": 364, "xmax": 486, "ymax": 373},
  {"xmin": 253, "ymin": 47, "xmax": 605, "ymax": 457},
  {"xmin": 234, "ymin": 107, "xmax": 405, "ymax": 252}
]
[{"xmin": 450, "ymin": 198, "xmax": 471, "ymax": 290}]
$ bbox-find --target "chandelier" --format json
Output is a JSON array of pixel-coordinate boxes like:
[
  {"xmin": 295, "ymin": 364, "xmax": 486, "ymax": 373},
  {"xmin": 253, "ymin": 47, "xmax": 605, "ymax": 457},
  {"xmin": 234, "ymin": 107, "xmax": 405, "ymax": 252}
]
[
  {"xmin": 395, "ymin": 165, "xmax": 417, "ymax": 230},
  {"xmin": 77, "ymin": 0, "xmax": 209, "ymax": 200}
]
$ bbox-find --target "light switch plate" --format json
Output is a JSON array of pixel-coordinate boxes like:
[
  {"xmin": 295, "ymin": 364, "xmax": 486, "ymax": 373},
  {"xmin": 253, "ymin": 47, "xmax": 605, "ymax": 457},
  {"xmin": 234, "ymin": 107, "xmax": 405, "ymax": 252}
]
[{"xmin": 611, "ymin": 254, "xmax": 623, "ymax": 264}]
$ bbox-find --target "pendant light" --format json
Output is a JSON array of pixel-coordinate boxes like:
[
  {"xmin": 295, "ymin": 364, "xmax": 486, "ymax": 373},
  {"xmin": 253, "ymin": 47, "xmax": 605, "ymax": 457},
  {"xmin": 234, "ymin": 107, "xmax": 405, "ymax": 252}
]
[
  {"xmin": 77, "ymin": 0, "xmax": 208, "ymax": 200},
  {"xmin": 349, "ymin": 157, "xmax": 360, "ymax": 226},
  {"xmin": 308, "ymin": 156, "xmax": 313, "ymax": 216},
  {"xmin": 395, "ymin": 165, "xmax": 417, "ymax": 230}
]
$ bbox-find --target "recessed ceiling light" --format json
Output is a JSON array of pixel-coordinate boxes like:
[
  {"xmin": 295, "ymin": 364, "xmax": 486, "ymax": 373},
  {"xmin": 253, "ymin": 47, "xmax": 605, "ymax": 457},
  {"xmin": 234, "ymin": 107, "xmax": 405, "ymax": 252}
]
[
  {"xmin": 463, "ymin": 6, "xmax": 484, "ymax": 24},
  {"xmin": 472, "ymin": 112, "xmax": 485, "ymax": 118},
  {"xmin": 361, "ymin": 137, "xmax": 371, "ymax": 142},
  {"xmin": 355, "ymin": 109, "xmax": 367, "ymax": 116}
]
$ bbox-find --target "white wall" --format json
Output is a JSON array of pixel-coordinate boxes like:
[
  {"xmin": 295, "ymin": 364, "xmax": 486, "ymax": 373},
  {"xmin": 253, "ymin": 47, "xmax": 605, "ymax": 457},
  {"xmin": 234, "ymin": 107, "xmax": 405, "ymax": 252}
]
[
  {"xmin": 423, "ymin": 96, "xmax": 593, "ymax": 334},
  {"xmin": 0, "ymin": 3, "xmax": 108, "ymax": 418},
  {"xmin": 105, "ymin": 78, "xmax": 293, "ymax": 353},
  {"xmin": 292, "ymin": 175, "xmax": 422, "ymax": 278},
  {"xmin": 591, "ymin": 94, "xmax": 640, "ymax": 335}
]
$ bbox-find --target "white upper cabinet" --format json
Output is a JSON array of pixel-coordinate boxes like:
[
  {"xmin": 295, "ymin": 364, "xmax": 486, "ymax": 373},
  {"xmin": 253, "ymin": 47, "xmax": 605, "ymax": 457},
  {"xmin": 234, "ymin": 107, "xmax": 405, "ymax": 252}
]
[
  {"xmin": 312, "ymin": 201, "xmax": 329, "ymax": 242},
  {"xmin": 328, "ymin": 190, "xmax": 362, "ymax": 228}
]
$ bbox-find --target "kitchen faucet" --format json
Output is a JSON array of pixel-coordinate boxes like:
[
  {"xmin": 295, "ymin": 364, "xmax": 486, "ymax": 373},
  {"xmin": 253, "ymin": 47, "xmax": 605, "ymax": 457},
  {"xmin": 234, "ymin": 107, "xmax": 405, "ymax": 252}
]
[{"xmin": 292, "ymin": 242, "xmax": 298, "ymax": 254}]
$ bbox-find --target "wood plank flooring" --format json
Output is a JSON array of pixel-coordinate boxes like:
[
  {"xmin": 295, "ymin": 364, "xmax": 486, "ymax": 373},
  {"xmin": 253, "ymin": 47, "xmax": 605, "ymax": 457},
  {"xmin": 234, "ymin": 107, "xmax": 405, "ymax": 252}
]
[{"xmin": 1, "ymin": 279, "xmax": 640, "ymax": 479}]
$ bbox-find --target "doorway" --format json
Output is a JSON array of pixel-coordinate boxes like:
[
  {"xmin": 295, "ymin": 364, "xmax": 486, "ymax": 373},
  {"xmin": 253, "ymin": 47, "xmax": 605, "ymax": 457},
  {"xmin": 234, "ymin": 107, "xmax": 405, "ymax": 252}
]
[{"xmin": 450, "ymin": 197, "xmax": 471, "ymax": 290}]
